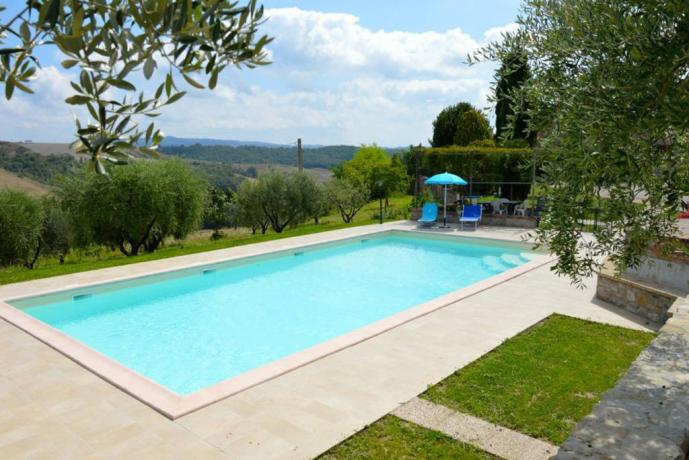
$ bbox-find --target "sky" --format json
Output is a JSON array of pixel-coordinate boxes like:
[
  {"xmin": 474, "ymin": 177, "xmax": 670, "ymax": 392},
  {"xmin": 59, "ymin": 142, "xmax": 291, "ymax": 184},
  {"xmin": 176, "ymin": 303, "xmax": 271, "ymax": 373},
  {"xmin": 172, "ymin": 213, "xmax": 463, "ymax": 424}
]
[{"xmin": 0, "ymin": 0, "xmax": 522, "ymax": 146}]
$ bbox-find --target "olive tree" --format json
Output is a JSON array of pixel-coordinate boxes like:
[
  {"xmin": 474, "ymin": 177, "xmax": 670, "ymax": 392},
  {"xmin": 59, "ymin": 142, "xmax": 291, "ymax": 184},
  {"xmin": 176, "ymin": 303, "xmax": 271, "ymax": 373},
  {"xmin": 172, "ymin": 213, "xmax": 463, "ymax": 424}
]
[
  {"xmin": 254, "ymin": 170, "xmax": 321, "ymax": 233},
  {"xmin": 0, "ymin": 190, "xmax": 43, "ymax": 267},
  {"xmin": 61, "ymin": 159, "xmax": 207, "ymax": 256},
  {"xmin": 205, "ymin": 186, "xmax": 232, "ymax": 239},
  {"xmin": 39, "ymin": 196, "xmax": 71, "ymax": 265},
  {"xmin": 291, "ymin": 172, "xmax": 330, "ymax": 225},
  {"xmin": 325, "ymin": 178, "xmax": 370, "ymax": 224},
  {"xmin": 235, "ymin": 179, "xmax": 269, "ymax": 234},
  {"xmin": 474, "ymin": 0, "xmax": 689, "ymax": 283},
  {"xmin": 0, "ymin": 1, "xmax": 271, "ymax": 172}
]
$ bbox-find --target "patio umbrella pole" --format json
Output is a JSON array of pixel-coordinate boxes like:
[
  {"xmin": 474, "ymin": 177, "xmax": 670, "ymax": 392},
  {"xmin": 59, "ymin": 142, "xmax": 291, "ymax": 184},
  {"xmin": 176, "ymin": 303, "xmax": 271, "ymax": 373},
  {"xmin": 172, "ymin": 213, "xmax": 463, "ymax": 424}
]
[{"xmin": 443, "ymin": 184, "xmax": 448, "ymax": 227}]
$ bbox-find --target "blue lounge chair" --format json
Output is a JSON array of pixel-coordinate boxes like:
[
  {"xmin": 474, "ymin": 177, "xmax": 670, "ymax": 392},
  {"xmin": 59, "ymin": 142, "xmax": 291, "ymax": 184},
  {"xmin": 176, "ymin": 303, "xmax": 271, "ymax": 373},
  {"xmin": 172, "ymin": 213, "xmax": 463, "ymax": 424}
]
[
  {"xmin": 417, "ymin": 202, "xmax": 438, "ymax": 227},
  {"xmin": 459, "ymin": 204, "xmax": 482, "ymax": 230}
]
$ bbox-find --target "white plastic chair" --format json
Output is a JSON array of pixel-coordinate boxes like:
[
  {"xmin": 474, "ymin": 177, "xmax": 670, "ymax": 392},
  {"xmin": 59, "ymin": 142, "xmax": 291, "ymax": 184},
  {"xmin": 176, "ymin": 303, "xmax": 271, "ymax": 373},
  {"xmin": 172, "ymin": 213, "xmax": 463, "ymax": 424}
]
[
  {"xmin": 490, "ymin": 199, "xmax": 509, "ymax": 215},
  {"xmin": 514, "ymin": 201, "xmax": 529, "ymax": 216}
]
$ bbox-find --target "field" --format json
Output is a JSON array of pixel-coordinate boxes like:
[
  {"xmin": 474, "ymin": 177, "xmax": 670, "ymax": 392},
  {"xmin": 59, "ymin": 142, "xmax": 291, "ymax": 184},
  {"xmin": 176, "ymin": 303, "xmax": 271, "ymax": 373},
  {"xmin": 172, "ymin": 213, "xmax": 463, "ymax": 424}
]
[{"xmin": 0, "ymin": 168, "xmax": 50, "ymax": 196}]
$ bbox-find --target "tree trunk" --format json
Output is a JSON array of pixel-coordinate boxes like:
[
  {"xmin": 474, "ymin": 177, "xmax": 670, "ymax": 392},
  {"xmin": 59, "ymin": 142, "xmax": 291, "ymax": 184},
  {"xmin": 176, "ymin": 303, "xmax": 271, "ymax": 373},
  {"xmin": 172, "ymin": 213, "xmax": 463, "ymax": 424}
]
[
  {"xmin": 24, "ymin": 240, "xmax": 42, "ymax": 269},
  {"xmin": 118, "ymin": 240, "xmax": 132, "ymax": 256}
]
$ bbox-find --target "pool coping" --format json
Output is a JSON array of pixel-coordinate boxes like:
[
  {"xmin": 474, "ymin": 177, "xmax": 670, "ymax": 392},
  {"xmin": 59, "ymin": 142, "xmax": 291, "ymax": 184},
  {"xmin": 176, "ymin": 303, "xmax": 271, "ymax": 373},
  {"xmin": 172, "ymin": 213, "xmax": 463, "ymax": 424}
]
[{"xmin": 0, "ymin": 226, "xmax": 555, "ymax": 419}]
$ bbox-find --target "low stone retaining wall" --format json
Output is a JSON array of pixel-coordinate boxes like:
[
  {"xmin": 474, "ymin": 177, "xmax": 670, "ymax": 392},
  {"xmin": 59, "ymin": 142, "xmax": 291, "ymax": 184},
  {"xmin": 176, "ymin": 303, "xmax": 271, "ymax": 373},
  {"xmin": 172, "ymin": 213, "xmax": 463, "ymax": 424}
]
[
  {"xmin": 481, "ymin": 215, "xmax": 538, "ymax": 228},
  {"xmin": 555, "ymin": 299, "xmax": 689, "ymax": 459},
  {"xmin": 626, "ymin": 255, "xmax": 689, "ymax": 293},
  {"xmin": 596, "ymin": 268, "xmax": 678, "ymax": 324}
]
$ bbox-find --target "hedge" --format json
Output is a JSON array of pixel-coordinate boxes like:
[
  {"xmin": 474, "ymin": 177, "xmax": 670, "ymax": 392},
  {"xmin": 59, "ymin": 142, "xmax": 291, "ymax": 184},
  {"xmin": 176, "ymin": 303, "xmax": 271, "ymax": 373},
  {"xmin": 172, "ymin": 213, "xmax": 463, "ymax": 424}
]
[{"xmin": 409, "ymin": 146, "xmax": 537, "ymax": 199}]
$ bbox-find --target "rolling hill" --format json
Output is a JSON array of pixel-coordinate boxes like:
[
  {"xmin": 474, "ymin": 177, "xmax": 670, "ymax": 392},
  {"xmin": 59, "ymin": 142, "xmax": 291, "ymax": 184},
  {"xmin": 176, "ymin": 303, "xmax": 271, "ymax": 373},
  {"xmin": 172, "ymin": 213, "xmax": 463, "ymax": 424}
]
[{"xmin": 0, "ymin": 168, "xmax": 51, "ymax": 196}]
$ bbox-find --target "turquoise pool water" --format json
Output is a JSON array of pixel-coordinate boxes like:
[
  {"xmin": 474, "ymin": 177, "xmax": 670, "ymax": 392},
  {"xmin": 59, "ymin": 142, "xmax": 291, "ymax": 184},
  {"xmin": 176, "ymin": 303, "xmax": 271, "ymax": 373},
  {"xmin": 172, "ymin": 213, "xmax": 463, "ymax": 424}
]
[{"xmin": 14, "ymin": 232, "xmax": 535, "ymax": 395}]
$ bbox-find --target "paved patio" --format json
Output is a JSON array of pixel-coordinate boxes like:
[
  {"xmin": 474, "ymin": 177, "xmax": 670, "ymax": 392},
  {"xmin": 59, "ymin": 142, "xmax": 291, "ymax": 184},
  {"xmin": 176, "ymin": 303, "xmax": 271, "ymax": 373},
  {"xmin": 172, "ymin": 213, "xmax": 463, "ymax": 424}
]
[{"xmin": 0, "ymin": 222, "xmax": 656, "ymax": 459}]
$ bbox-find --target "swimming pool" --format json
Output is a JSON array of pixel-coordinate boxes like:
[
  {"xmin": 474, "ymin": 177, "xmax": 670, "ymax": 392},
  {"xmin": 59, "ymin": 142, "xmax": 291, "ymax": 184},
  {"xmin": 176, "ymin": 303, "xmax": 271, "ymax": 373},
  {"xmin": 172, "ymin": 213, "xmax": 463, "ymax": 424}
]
[{"xmin": 3, "ymin": 230, "xmax": 544, "ymax": 417}]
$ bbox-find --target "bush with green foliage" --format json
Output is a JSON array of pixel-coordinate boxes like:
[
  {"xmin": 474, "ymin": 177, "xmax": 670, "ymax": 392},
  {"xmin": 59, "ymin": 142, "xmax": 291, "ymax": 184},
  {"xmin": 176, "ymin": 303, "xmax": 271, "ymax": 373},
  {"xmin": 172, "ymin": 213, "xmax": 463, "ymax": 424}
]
[
  {"xmin": 61, "ymin": 159, "xmax": 207, "ymax": 256},
  {"xmin": 325, "ymin": 178, "xmax": 370, "ymax": 223},
  {"xmin": 475, "ymin": 0, "xmax": 689, "ymax": 282},
  {"xmin": 0, "ymin": 190, "xmax": 43, "ymax": 268},
  {"xmin": 500, "ymin": 138, "xmax": 530, "ymax": 149},
  {"xmin": 468, "ymin": 139, "xmax": 497, "ymax": 148}
]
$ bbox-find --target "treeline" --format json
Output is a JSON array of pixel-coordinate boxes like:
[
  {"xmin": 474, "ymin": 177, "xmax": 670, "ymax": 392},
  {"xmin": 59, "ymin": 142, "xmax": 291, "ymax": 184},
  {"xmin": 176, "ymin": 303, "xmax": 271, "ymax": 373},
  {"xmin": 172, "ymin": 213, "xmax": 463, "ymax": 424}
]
[
  {"xmin": 161, "ymin": 144, "xmax": 361, "ymax": 169},
  {"xmin": 0, "ymin": 157, "xmax": 389, "ymax": 270},
  {"xmin": 0, "ymin": 143, "xmax": 81, "ymax": 185}
]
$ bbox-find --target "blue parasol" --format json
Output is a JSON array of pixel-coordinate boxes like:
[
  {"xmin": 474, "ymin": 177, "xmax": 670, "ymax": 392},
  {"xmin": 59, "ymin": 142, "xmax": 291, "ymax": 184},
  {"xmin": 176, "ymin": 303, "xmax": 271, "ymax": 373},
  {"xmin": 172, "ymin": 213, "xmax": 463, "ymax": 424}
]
[{"xmin": 424, "ymin": 172, "xmax": 468, "ymax": 227}]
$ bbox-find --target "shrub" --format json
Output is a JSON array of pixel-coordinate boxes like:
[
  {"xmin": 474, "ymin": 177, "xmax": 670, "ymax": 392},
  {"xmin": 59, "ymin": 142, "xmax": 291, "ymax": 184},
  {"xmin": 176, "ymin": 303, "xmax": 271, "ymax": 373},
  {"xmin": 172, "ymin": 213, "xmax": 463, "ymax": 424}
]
[
  {"xmin": 469, "ymin": 139, "xmax": 497, "ymax": 148},
  {"xmin": 501, "ymin": 138, "xmax": 530, "ymax": 148},
  {"xmin": 61, "ymin": 159, "xmax": 207, "ymax": 256},
  {"xmin": 326, "ymin": 178, "xmax": 370, "ymax": 223},
  {"xmin": 0, "ymin": 190, "xmax": 43, "ymax": 267}
]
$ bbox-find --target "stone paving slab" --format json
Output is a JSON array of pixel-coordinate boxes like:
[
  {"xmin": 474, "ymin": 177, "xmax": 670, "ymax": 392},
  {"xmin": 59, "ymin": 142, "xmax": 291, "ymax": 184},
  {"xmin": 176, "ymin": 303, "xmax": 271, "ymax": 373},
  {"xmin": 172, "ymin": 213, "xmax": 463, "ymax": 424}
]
[{"xmin": 393, "ymin": 397, "xmax": 558, "ymax": 460}]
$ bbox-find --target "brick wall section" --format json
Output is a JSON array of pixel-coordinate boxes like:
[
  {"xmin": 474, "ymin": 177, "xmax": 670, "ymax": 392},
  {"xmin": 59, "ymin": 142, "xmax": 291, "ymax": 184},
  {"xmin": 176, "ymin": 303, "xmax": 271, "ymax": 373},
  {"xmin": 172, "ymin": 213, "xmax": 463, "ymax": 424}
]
[
  {"xmin": 596, "ymin": 272, "xmax": 677, "ymax": 324},
  {"xmin": 555, "ymin": 300, "xmax": 689, "ymax": 460}
]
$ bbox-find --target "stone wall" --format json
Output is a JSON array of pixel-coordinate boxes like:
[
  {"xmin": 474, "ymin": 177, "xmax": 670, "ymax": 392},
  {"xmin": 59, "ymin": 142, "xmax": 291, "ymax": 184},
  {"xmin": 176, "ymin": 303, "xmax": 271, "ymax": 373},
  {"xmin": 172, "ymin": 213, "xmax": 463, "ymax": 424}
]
[
  {"xmin": 596, "ymin": 270, "xmax": 677, "ymax": 324},
  {"xmin": 555, "ymin": 299, "xmax": 689, "ymax": 460},
  {"xmin": 626, "ymin": 255, "xmax": 689, "ymax": 293},
  {"xmin": 480, "ymin": 215, "xmax": 538, "ymax": 228}
]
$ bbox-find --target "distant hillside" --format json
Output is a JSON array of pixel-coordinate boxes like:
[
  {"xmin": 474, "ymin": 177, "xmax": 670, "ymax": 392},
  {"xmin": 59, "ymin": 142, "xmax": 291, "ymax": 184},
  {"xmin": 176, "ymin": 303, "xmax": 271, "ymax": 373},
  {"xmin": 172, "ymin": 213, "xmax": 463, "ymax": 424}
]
[
  {"xmin": 14, "ymin": 141, "xmax": 76, "ymax": 157},
  {"xmin": 0, "ymin": 168, "xmax": 50, "ymax": 196},
  {"xmin": 160, "ymin": 144, "xmax": 360, "ymax": 169},
  {"xmin": 161, "ymin": 136, "xmax": 288, "ymax": 148},
  {"xmin": 0, "ymin": 142, "xmax": 81, "ymax": 185}
]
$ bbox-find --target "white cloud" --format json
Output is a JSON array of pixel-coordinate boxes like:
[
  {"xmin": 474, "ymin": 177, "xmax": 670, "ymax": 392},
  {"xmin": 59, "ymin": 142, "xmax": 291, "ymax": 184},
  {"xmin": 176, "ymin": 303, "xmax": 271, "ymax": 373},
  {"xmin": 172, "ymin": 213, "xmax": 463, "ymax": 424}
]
[
  {"xmin": 0, "ymin": 9, "xmax": 514, "ymax": 146},
  {"xmin": 264, "ymin": 8, "xmax": 481, "ymax": 77},
  {"xmin": 483, "ymin": 23, "xmax": 520, "ymax": 44},
  {"xmin": 0, "ymin": 66, "xmax": 78, "ymax": 141}
]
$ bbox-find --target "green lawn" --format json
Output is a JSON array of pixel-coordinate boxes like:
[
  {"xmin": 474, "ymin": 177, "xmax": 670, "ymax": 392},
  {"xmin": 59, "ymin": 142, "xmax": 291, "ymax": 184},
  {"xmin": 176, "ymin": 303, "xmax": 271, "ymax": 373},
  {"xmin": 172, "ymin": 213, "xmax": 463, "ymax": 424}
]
[
  {"xmin": 422, "ymin": 314, "xmax": 654, "ymax": 444},
  {"xmin": 0, "ymin": 195, "xmax": 412, "ymax": 285},
  {"xmin": 318, "ymin": 415, "xmax": 497, "ymax": 460}
]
